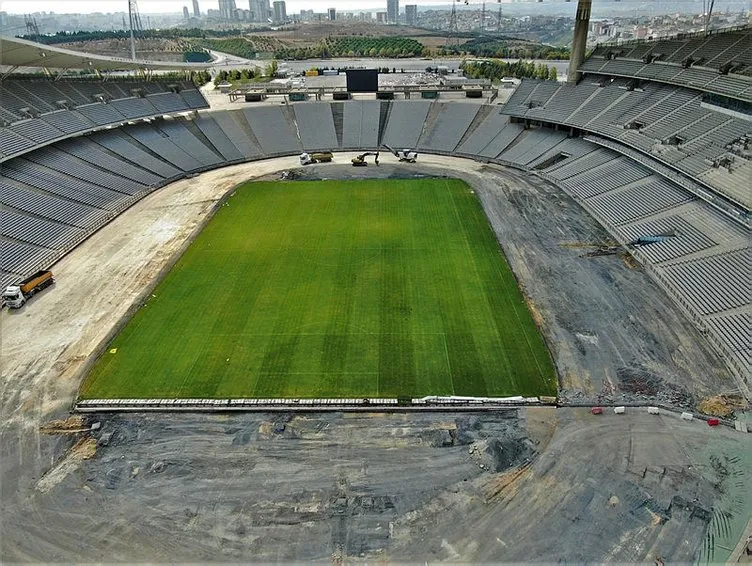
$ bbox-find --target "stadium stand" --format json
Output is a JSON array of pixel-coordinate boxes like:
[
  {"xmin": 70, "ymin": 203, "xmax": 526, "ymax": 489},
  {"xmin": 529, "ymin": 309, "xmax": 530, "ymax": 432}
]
[
  {"xmin": 456, "ymin": 112, "xmax": 512, "ymax": 155},
  {"xmin": 418, "ymin": 103, "xmax": 481, "ymax": 153},
  {"xmin": 190, "ymin": 115, "xmax": 246, "ymax": 162},
  {"xmin": 293, "ymin": 103, "xmax": 340, "ymax": 151},
  {"xmin": 0, "ymin": 78, "xmax": 209, "ymax": 161},
  {"xmin": 381, "ymin": 100, "xmax": 432, "ymax": 149},
  {"xmin": 206, "ymin": 111, "xmax": 263, "ymax": 159},
  {"xmin": 342, "ymin": 101, "xmax": 382, "ymax": 149},
  {"xmin": 502, "ymin": 77, "xmax": 752, "ymax": 210},
  {"xmin": 242, "ymin": 106, "xmax": 302, "ymax": 155},
  {"xmin": 592, "ymin": 27, "xmax": 752, "ymax": 83}
]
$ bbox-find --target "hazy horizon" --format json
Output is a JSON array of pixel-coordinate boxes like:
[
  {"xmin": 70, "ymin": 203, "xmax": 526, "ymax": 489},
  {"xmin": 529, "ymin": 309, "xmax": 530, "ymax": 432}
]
[
  {"xmin": 4, "ymin": 0, "xmax": 450, "ymax": 14},
  {"xmin": 3, "ymin": 0, "xmax": 749, "ymax": 15}
]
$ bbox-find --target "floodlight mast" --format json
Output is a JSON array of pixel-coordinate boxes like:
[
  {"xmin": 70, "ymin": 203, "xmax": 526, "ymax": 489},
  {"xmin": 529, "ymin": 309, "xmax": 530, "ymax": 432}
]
[
  {"xmin": 128, "ymin": 0, "xmax": 142, "ymax": 61},
  {"xmin": 704, "ymin": 0, "xmax": 716, "ymax": 35},
  {"xmin": 447, "ymin": 0, "xmax": 459, "ymax": 45},
  {"xmin": 24, "ymin": 14, "xmax": 41, "ymax": 42},
  {"xmin": 567, "ymin": 0, "xmax": 592, "ymax": 84}
]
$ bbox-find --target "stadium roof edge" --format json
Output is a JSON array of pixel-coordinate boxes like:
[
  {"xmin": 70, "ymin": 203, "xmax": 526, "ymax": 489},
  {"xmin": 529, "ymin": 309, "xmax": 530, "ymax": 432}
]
[{"xmin": 0, "ymin": 35, "xmax": 212, "ymax": 71}]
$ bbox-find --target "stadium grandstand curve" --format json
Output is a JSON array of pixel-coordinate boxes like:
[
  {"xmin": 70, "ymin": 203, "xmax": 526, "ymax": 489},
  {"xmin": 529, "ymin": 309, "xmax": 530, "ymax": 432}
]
[{"xmin": 1, "ymin": 28, "xmax": 749, "ymax": 398}]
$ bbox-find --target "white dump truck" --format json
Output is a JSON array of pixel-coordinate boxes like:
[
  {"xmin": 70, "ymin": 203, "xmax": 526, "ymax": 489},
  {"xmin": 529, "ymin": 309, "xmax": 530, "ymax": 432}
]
[
  {"xmin": 2, "ymin": 270, "xmax": 54, "ymax": 309},
  {"xmin": 299, "ymin": 152, "xmax": 333, "ymax": 165}
]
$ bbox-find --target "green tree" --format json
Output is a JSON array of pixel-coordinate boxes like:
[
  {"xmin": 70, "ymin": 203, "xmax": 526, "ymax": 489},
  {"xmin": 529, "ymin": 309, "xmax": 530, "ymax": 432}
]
[{"xmin": 265, "ymin": 59, "xmax": 278, "ymax": 77}]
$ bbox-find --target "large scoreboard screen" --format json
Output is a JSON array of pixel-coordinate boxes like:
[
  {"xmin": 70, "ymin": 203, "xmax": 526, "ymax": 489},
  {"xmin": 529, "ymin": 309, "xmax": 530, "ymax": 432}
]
[{"xmin": 346, "ymin": 69, "xmax": 379, "ymax": 93}]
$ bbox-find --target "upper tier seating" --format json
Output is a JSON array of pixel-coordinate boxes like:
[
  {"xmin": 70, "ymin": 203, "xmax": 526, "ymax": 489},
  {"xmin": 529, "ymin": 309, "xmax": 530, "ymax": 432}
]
[
  {"xmin": 588, "ymin": 28, "xmax": 752, "ymax": 101},
  {"xmin": 502, "ymin": 78, "xmax": 752, "ymax": 210},
  {"xmin": 0, "ymin": 79, "xmax": 209, "ymax": 160}
]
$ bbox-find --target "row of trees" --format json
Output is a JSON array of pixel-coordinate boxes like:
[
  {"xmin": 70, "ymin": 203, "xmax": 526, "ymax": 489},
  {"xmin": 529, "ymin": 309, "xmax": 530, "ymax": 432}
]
[
  {"xmin": 461, "ymin": 59, "xmax": 558, "ymax": 81},
  {"xmin": 443, "ymin": 37, "xmax": 570, "ymax": 60},
  {"xmin": 22, "ymin": 28, "xmax": 271, "ymax": 44},
  {"xmin": 158, "ymin": 70, "xmax": 212, "ymax": 87},
  {"xmin": 213, "ymin": 68, "xmax": 257, "ymax": 85},
  {"xmin": 273, "ymin": 36, "xmax": 426, "ymax": 60},
  {"xmin": 212, "ymin": 61, "xmax": 276, "ymax": 85},
  {"xmin": 328, "ymin": 37, "xmax": 425, "ymax": 57}
]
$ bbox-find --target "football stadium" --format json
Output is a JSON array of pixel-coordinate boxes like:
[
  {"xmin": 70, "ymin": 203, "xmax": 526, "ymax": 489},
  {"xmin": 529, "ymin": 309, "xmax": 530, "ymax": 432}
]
[{"xmin": 1, "ymin": 2, "xmax": 751, "ymax": 562}]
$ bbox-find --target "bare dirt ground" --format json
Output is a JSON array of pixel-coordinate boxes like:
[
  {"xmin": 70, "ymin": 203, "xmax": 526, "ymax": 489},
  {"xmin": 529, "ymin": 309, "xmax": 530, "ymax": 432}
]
[
  {"xmin": 3, "ymin": 409, "xmax": 750, "ymax": 562},
  {"xmin": 252, "ymin": 22, "xmax": 468, "ymax": 49},
  {"xmin": 2, "ymin": 155, "xmax": 748, "ymax": 561},
  {"xmin": 56, "ymin": 38, "xmax": 187, "ymax": 62}
]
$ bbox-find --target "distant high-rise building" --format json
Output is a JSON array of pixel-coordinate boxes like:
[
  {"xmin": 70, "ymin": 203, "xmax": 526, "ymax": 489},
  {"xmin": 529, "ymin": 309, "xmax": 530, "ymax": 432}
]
[
  {"xmin": 405, "ymin": 4, "xmax": 417, "ymax": 26},
  {"xmin": 386, "ymin": 0, "xmax": 399, "ymax": 24},
  {"xmin": 328, "ymin": 8, "xmax": 336, "ymax": 20},
  {"xmin": 376, "ymin": 11, "xmax": 387, "ymax": 24},
  {"xmin": 272, "ymin": 0, "xmax": 286, "ymax": 23},
  {"xmin": 183, "ymin": 6, "xmax": 190, "ymax": 19},
  {"xmin": 250, "ymin": 0, "xmax": 268, "ymax": 22},
  {"xmin": 219, "ymin": 0, "xmax": 237, "ymax": 20},
  {"xmin": 192, "ymin": 0, "xmax": 200, "ymax": 17}
]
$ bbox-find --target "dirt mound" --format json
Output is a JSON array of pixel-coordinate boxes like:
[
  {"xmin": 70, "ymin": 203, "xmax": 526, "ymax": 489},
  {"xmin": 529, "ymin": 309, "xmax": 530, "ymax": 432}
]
[
  {"xmin": 484, "ymin": 438, "xmax": 531, "ymax": 473},
  {"xmin": 36, "ymin": 436, "xmax": 97, "ymax": 494},
  {"xmin": 698, "ymin": 395, "xmax": 747, "ymax": 417},
  {"xmin": 615, "ymin": 365, "xmax": 694, "ymax": 408},
  {"xmin": 39, "ymin": 415, "xmax": 87, "ymax": 434},
  {"xmin": 617, "ymin": 366, "xmax": 663, "ymax": 395},
  {"xmin": 73, "ymin": 436, "xmax": 98, "ymax": 459}
]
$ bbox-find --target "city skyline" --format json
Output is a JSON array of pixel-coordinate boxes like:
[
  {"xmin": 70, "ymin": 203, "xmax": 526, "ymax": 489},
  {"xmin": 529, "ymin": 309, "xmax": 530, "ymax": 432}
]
[
  {"xmin": 1, "ymin": 0, "xmax": 747, "ymax": 20},
  {"xmin": 0, "ymin": 0, "xmax": 459, "ymax": 14}
]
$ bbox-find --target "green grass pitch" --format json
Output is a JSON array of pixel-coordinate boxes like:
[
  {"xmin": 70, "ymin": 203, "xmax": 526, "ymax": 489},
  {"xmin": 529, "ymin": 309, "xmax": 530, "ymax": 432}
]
[{"xmin": 80, "ymin": 178, "xmax": 556, "ymax": 399}]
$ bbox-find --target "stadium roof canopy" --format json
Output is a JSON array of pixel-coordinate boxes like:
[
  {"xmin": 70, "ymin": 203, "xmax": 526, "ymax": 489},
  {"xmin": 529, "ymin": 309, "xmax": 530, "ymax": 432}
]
[{"xmin": 0, "ymin": 35, "xmax": 212, "ymax": 71}]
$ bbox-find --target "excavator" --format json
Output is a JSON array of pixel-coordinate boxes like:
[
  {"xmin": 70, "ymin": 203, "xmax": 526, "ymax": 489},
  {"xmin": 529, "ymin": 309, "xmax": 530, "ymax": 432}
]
[
  {"xmin": 351, "ymin": 151, "xmax": 380, "ymax": 167},
  {"xmin": 382, "ymin": 144, "xmax": 418, "ymax": 163}
]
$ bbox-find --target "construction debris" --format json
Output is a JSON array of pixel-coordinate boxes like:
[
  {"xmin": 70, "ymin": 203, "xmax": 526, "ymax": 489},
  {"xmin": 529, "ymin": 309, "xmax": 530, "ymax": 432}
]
[
  {"xmin": 39, "ymin": 415, "xmax": 88, "ymax": 434},
  {"xmin": 698, "ymin": 395, "xmax": 747, "ymax": 418}
]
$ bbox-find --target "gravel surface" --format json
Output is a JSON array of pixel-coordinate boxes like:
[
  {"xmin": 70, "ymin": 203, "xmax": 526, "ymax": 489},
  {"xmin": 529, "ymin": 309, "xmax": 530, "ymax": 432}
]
[{"xmin": 3, "ymin": 409, "xmax": 749, "ymax": 562}]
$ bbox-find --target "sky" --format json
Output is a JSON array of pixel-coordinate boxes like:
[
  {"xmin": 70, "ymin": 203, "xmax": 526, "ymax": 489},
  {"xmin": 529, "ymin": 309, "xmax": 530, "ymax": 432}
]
[{"xmin": 1, "ymin": 0, "xmax": 458, "ymax": 14}]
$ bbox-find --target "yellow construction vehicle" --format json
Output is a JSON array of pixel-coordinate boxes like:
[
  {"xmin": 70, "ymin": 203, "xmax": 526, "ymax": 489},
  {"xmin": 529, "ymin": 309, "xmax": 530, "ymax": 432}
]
[{"xmin": 351, "ymin": 151, "xmax": 380, "ymax": 167}]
